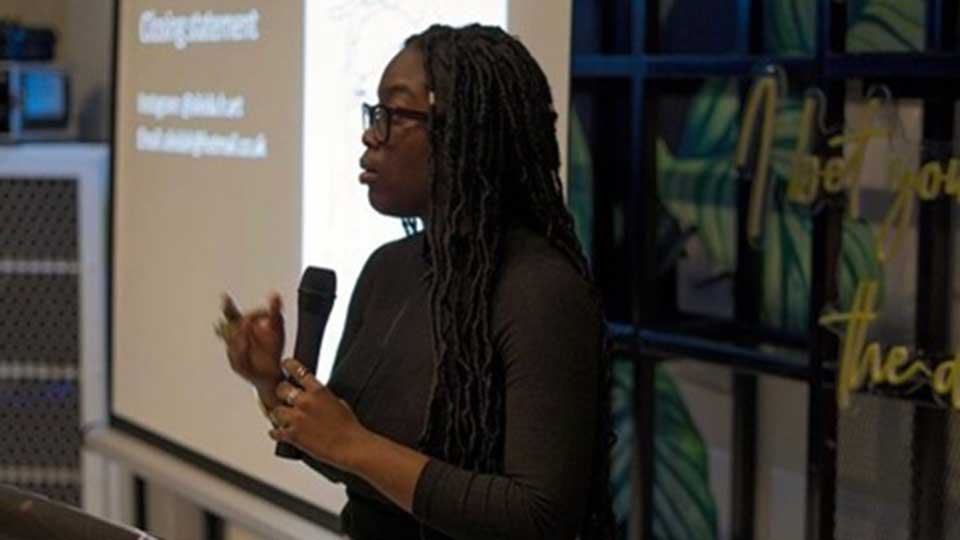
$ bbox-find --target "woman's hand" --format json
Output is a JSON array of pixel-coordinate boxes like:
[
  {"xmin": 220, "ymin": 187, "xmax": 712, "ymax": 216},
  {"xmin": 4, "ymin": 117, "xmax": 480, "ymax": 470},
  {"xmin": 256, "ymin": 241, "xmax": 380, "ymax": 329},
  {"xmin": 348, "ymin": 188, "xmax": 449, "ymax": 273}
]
[
  {"xmin": 269, "ymin": 358, "xmax": 368, "ymax": 469},
  {"xmin": 217, "ymin": 293, "xmax": 286, "ymax": 393}
]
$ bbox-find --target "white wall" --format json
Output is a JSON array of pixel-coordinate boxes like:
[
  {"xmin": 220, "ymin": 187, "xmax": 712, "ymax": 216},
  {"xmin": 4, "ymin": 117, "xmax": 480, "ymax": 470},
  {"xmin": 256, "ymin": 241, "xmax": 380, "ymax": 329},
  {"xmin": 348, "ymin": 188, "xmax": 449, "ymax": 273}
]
[
  {"xmin": 509, "ymin": 0, "xmax": 573, "ymax": 188},
  {"xmin": 63, "ymin": 0, "xmax": 114, "ymax": 141}
]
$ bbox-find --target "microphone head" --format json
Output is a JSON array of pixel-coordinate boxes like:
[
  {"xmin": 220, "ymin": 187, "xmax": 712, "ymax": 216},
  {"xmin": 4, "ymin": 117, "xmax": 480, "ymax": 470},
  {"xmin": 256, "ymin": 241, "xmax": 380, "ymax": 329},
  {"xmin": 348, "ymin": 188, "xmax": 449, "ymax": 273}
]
[{"xmin": 299, "ymin": 266, "xmax": 336, "ymax": 298}]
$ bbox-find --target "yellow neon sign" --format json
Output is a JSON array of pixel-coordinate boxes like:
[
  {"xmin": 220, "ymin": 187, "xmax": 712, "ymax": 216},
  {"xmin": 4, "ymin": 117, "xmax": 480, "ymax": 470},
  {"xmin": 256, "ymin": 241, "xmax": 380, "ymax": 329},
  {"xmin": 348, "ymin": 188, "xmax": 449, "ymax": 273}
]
[
  {"xmin": 785, "ymin": 96, "xmax": 960, "ymax": 263},
  {"xmin": 820, "ymin": 280, "xmax": 960, "ymax": 409},
  {"xmin": 786, "ymin": 98, "xmax": 889, "ymax": 216},
  {"xmin": 732, "ymin": 80, "xmax": 960, "ymax": 409},
  {"xmin": 735, "ymin": 74, "xmax": 779, "ymax": 248},
  {"xmin": 875, "ymin": 156, "xmax": 960, "ymax": 262}
]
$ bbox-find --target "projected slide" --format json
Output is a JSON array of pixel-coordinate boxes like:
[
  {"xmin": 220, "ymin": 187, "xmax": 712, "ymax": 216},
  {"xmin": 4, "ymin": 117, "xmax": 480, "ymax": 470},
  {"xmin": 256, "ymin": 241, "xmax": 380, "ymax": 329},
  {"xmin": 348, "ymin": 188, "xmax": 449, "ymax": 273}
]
[
  {"xmin": 112, "ymin": 0, "xmax": 509, "ymax": 521},
  {"xmin": 113, "ymin": 0, "xmax": 316, "ymax": 508},
  {"xmin": 119, "ymin": 4, "xmax": 298, "ymax": 166},
  {"xmin": 135, "ymin": 8, "xmax": 267, "ymax": 159}
]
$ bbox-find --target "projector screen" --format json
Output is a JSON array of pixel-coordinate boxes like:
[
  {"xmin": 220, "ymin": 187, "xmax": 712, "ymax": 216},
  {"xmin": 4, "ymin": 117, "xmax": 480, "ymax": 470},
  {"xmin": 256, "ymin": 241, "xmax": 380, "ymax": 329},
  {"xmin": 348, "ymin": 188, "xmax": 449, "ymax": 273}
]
[{"xmin": 112, "ymin": 0, "xmax": 571, "ymax": 525}]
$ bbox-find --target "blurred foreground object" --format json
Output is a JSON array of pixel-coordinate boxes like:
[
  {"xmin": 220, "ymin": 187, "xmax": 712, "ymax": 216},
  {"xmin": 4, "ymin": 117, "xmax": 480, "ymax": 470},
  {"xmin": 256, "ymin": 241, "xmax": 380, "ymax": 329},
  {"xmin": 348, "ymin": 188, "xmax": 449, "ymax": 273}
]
[{"xmin": 0, "ymin": 483, "xmax": 157, "ymax": 540}]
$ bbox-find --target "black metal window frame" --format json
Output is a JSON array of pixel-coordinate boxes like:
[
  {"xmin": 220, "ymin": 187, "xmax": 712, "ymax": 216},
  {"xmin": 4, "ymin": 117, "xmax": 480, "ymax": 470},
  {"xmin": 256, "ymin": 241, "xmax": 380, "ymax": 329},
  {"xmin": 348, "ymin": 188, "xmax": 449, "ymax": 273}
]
[{"xmin": 571, "ymin": 1, "xmax": 959, "ymax": 539}]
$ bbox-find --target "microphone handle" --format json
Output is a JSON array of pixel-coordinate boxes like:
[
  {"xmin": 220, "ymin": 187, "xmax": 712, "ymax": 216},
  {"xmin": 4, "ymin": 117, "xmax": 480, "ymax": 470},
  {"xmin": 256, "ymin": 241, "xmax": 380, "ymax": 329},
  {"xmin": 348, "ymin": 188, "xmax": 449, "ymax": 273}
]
[{"xmin": 275, "ymin": 304, "xmax": 331, "ymax": 459}]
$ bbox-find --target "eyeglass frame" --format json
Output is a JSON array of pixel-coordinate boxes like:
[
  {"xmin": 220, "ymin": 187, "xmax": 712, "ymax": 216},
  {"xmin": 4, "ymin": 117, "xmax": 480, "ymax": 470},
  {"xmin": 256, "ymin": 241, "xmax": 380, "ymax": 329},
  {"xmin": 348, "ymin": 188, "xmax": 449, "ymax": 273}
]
[{"xmin": 362, "ymin": 102, "xmax": 430, "ymax": 144}]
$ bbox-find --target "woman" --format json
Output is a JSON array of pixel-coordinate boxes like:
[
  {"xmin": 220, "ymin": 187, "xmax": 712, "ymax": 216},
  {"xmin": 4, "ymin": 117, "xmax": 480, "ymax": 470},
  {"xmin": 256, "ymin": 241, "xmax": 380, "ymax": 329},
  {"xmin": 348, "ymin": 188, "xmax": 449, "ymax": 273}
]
[{"xmin": 220, "ymin": 24, "xmax": 614, "ymax": 540}]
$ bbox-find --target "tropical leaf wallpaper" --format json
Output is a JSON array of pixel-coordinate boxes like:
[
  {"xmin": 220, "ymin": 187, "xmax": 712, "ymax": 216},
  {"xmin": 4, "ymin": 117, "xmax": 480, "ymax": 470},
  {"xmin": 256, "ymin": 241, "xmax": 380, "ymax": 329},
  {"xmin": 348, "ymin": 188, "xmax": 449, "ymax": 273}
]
[
  {"xmin": 847, "ymin": 0, "xmax": 924, "ymax": 52},
  {"xmin": 657, "ymin": 79, "xmax": 884, "ymax": 333},
  {"xmin": 609, "ymin": 362, "xmax": 719, "ymax": 539},
  {"xmin": 568, "ymin": 0, "xmax": 924, "ymax": 538}
]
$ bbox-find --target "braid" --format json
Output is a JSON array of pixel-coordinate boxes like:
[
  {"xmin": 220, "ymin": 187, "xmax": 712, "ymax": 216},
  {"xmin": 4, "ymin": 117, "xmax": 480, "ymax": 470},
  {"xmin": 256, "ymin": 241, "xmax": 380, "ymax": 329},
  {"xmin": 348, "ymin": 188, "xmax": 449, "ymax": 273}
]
[{"xmin": 407, "ymin": 25, "xmax": 616, "ymax": 539}]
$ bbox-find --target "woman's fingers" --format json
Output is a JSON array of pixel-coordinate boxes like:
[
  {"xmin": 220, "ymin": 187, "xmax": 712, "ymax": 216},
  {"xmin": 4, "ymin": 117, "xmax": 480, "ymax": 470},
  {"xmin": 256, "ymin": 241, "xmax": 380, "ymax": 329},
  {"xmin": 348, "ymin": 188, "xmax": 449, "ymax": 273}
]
[
  {"xmin": 270, "ymin": 405, "xmax": 299, "ymax": 428},
  {"xmin": 224, "ymin": 318, "xmax": 248, "ymax": 355},
  {"xmin": 268, "ymin": 427, "xmax": 294, "ymax": 443},
  {"xmin": 266, "ymin": 294, "xmax": 284, "ymax": 334},
  {"xmin": 215, "ymin": 295, "xmax": 241, "ymax": 341},
  {"xmin": 218, "ymin": 296, "xmax": 268, "ymax": 342},
  {"xmin": 242, "ymin": 308, "xmax": 272, "ymax": 323},
  {"xmin": 219, "ymin": 307, "xmax": 276, "ymax": 347},
  {"xmin": 275, "ymin": 381, "xmax": 303, "ymax": 407},
  {"xmin": 220, "ymin": 293, "xmax": 279, "ymax": 330},
  {"xmin": 221, "ymin": 294, "xmax": 242, "ymax": 322},
  {"xmin": 267, "ymin": 292, "xmax": 283, "ymax": 321},
  {"xmin": 224, "ymin": 327, "xmax": 249, "ymax": 373},
  {"xmin": 282, "ymin": 358, "xmax": 322, "ymax": 392},
  {"xmin": 219, "ymin": 294, "xmax": 285, "ymax": 383},
  {"xmin": 264, "ymin": 364, "xmax": 355, "ymax": 463},
  {"xmin": 251, "ymin": 313, "xmax": 282, "ymax": 348}
]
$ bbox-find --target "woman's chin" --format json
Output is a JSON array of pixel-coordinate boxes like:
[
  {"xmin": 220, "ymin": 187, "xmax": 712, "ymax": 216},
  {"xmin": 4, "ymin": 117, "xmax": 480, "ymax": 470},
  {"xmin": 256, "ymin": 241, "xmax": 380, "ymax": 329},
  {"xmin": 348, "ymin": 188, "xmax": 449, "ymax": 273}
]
[
  {"xmin": 366, "ymin": 186, "xmax": 425, "ymax": 219},
  {"xmin": 367, "ymin": 190, "xmax": 400, "ymax": 217}
]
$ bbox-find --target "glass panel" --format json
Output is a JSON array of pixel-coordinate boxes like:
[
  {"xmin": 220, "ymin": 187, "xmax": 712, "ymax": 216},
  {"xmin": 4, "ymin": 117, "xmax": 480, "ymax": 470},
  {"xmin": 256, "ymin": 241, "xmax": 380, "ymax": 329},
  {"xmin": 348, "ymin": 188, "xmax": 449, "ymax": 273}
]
[
  {"xmin": 836, "ymin": 394, "xmax": 915, "ymax": 539},
  {"xmin": 611, "ymin": 361, "xmax": 729, "ymax": 538},
  {"xmin": 571, "ymin": 0, "xmax": 631, "ymax": 54},
  {"xmin": 765, "ymin": 0, "xmax": 816, "ymax": 56},
  {"xmin": 571, "ymin": 0, "xmax": 606, "ymax": 54},
  {"xmin": 657, "ymin": 0, "xmax": 741, "ymax": 54},
  {"xmin": 947, "ymin": 412, "xmax": 960, "ymax": 538},
  {"xmin": 570, "ymin": 80, "xmax": 633, "ymax": 321},
  {"xmin": 608, "ymin": 358, "xmax": 635, "ymax": 538},
  {"xmin": 568, "ymin": 101, "xmax": 595, "ymax": 262},
  {"xmin": 847, "ymin": 0, "xmax": 925, "ymax": 52},
  {"xmin": 657, "ymin": 78, "xmax": 739, "ymax": 320},
  {"xmin": 844, "ymin": 96, "xmax": 923, "ymax": 347}
]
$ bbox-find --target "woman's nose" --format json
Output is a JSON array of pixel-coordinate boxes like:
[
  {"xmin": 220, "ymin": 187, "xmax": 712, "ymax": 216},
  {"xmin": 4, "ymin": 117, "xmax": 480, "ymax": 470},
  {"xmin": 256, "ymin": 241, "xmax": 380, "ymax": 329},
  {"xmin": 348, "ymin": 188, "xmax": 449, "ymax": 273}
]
[{"xmin": 361, "ymin": 127, "xmax": 379, "ymax": 148}]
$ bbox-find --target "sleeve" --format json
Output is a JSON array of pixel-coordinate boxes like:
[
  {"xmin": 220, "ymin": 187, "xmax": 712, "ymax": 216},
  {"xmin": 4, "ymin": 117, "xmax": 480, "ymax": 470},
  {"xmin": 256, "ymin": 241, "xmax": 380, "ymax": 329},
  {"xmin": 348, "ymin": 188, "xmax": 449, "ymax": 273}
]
[{"xmin": 410, "ymin": 260, "xmax": 602, "ymax": 540}]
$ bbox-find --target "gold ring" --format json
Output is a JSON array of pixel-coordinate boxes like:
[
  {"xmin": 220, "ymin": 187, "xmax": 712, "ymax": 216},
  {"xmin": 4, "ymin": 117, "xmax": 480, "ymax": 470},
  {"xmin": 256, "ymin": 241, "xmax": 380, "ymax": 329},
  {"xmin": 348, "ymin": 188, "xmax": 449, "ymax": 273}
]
[
  {"xmin": 295, "ymin": 365, "xmax": 308, "ymax": 379},
  {"xmin": 286, "ymin": 388, "xmax": 301, "ymax": 406}
]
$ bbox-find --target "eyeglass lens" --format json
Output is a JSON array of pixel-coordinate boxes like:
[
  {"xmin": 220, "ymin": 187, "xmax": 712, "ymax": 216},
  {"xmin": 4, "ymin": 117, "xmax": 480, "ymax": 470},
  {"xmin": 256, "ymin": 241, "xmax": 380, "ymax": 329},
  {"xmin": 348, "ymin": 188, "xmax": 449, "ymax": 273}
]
[{"xmin": 363, "ymin": 105, "xmax": 389, "ymax": 141}]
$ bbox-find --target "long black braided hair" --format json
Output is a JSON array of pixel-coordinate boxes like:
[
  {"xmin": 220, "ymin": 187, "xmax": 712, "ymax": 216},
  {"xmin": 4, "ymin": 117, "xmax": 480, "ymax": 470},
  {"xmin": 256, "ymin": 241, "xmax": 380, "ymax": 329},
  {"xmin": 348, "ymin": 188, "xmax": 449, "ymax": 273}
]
[{"xmin": 404, "ymin": 25, "xmax": 616, "ymax": 539}]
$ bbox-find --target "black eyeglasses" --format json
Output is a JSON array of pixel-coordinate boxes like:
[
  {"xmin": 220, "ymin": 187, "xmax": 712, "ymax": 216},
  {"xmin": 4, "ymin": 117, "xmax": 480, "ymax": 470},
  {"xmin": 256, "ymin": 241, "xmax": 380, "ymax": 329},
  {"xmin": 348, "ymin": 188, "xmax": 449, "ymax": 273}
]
[{"xmin": 362, "ymin": 103, "xmax": 429, "ymax": 144}]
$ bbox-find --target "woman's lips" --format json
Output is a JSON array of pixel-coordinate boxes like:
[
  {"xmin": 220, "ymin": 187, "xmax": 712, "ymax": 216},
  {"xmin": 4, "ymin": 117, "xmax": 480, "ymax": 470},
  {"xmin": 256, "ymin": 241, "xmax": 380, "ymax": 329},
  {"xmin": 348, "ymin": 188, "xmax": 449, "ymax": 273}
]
[{"xmin": 359, "ymin": 170, "xmax": 378, "ymax": 184}]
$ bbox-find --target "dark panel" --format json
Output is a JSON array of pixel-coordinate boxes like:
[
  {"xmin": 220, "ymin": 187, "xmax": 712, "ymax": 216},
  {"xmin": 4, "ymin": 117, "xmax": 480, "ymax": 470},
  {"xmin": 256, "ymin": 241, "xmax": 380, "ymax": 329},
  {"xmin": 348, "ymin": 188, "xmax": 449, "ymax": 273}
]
[
  {"xmin": 655, "ymin": 0, "xmax": 741, "ymax": 54},
  {"xmin": 0, "ymin": 179, "xmax": 78, "ymax": 260},
  {"xmin": 0, "ymin": 273, "xmax": 79, "ymax": 366},
  {"xmin": 0, "ymin": 381, "xmax": 81, "ymax": 469},
  {"xmin": 572, "ymin": 78, "xmax": 633, "ymax": 321}
]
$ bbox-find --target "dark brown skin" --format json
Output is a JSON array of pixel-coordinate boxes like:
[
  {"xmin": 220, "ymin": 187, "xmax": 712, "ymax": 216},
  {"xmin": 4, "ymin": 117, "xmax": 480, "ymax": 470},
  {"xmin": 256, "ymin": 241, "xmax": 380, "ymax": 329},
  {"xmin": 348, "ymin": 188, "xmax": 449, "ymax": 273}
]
[
  {"xmin": 220, "ymin": 292, "xmax": 285, "ymax": 409},
  {"xmin": 359, "ymin": 46, "xmax": 432, "ymax": 220},
  {"xmin": 220, "ymin": 45, "xmax": 436, "ymax": 512}
]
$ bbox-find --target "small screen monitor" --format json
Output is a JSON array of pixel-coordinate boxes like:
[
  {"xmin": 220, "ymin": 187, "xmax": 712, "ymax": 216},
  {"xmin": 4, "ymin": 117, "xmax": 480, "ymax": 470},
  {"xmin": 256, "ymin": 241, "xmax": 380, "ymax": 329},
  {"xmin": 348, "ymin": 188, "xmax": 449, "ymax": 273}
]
[{"xmin": 21, "ymin": 69, "xmax": 68, "ymax": 127}]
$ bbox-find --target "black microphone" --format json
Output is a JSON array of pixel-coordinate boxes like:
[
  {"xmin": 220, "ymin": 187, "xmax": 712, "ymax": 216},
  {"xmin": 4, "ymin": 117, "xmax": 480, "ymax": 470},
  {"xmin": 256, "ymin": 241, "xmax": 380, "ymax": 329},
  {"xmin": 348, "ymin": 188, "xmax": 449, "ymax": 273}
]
[{"xmin": 276, "ymin": 266, "xmax": 336, "ymax": 459}]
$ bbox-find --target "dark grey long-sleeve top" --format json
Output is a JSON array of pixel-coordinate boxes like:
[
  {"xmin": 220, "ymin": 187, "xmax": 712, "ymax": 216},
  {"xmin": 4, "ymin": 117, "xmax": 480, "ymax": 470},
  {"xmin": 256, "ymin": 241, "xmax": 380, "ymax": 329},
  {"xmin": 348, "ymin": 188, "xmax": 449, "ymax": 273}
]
[{"xmin": 314, "ymin": 226, "xmax": 603, "ymax": 540}]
